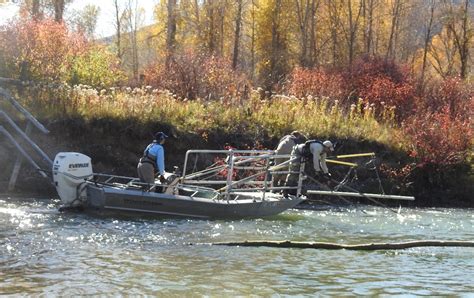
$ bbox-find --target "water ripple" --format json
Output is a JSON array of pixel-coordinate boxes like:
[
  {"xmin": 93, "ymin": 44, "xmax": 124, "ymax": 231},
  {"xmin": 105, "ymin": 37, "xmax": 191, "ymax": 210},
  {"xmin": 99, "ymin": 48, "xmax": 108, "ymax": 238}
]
[{"xmin": 1, "ymin": 197, "xmax": 473, "ymax": 295}]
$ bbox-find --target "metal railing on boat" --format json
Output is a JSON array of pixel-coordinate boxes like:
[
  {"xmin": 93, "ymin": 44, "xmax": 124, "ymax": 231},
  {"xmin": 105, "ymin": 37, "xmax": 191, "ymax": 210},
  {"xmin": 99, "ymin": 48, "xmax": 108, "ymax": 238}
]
[{"xmin": 181, "ymin": 149, "xmax": 305, "ymax": 201}]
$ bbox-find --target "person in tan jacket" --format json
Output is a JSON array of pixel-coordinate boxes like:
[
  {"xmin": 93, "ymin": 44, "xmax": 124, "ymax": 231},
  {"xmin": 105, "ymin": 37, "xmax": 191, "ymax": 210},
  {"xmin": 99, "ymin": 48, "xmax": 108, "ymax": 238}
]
[{"xmin": 271, "ymin": 131, "xmax": 307, "ymax": 189}]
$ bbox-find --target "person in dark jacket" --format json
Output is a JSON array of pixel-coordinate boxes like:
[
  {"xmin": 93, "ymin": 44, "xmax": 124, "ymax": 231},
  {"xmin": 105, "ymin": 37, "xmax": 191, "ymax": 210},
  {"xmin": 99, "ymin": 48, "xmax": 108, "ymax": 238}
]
[{"xmin": 284, "ymin": 140, "xmax": 334, "ymax": 195}]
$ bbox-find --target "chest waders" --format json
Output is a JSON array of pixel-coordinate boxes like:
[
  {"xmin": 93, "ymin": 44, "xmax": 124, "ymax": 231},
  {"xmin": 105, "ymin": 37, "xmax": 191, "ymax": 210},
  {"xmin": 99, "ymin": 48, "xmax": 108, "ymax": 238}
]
[{"xmin": 140, "ymin": 142, "xmax": 158, "ymax": 170}]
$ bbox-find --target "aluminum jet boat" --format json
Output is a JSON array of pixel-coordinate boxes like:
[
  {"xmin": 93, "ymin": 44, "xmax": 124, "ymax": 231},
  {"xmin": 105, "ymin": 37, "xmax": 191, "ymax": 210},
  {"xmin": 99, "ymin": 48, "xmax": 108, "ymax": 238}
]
[{"xmin": 53, "ymin": 150, "xmax": 306, "ymax": 219}]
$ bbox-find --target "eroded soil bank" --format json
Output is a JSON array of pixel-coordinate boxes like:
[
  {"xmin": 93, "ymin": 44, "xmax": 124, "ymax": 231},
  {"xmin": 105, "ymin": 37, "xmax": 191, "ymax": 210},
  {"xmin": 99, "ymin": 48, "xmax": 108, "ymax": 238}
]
[{"xmin": 1, "ymin": 117, "xmax": 472, "ymax": 207}]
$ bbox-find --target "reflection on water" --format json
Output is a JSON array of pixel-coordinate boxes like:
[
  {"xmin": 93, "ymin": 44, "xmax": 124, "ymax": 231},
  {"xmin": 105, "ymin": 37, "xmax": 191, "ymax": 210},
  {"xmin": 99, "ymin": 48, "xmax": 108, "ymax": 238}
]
[{"xmin": 1, "ymin": 197, "xmax": 473, "ymax": 295}]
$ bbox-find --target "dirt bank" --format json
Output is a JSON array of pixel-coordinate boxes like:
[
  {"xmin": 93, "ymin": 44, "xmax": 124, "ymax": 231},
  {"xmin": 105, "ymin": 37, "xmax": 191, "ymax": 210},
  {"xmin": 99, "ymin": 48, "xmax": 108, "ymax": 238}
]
[{"xmin": 1, "ymin": 116, "xmax": 472, "ymax": 207}]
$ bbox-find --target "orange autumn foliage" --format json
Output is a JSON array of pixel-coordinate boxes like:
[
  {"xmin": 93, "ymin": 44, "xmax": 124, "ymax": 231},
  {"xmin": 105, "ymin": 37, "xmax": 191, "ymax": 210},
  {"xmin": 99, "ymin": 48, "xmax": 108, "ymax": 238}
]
[{"xmin": 0, "ymin": 18, "xmax": 87, "ymax": 82}]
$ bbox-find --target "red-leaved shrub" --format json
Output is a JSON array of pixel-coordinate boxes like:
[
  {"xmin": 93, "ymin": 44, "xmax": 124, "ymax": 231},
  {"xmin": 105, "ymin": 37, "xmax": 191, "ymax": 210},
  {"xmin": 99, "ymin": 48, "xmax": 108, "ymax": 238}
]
[
  {"xmin": 420, "ymin": 77, "xmax": 473, "ymax": 120},
  {"xmin": 285, "ymin": 67, "xmax": 346, "ymax": 101},
  {"xmin": 143, "ymin": 51, "xmax": 249, "ymax": 100},
  {"xmin": 404, "ymin": 77, "xmax": 473, "ymax": 168},
  {"xmin": 285, "ymin": 57, "xmax": 417, "ymax": 119},
  {"xmin": 345, "ymin": 57, "xmax": 417, "ymax": 118},
  {"xmin": 403, "ymin": 106, "xmax": 472, "ymax": 167}
]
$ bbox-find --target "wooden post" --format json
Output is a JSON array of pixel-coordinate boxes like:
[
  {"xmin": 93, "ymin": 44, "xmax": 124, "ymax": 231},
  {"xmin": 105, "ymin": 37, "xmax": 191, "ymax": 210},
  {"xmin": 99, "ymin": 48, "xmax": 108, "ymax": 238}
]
[{"xmin": 8, "ymin": 122, "xmax": 32, "ymax": 191}]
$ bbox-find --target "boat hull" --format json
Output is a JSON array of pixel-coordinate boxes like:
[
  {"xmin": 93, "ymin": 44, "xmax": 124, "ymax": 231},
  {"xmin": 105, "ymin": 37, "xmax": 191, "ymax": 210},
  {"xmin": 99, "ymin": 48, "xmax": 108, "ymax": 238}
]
[{"xmin": 86, "ymin": 184, "xmax": 305, "ymax": 219}]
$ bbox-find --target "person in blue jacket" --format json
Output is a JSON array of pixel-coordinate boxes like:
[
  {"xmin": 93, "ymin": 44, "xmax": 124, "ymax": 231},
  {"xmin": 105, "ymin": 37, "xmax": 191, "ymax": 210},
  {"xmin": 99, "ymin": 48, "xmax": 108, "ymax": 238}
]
[{"xmin": 137, "ymin": 132, "xmax": 168, "ymax": 185}]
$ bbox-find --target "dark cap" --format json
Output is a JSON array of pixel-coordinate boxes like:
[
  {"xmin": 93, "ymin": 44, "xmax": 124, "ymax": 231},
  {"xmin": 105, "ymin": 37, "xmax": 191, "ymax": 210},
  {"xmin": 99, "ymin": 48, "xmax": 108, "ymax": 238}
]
[{"xmin": 154, "ymin": 132, "xmax": 168, "ymax": 140}]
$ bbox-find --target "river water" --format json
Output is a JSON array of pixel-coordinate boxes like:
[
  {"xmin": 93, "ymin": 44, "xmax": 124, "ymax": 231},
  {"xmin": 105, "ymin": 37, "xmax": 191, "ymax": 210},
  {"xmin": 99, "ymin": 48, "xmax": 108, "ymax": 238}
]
[{"xmin": 1, "ymin": 197, "xmax": 473, "ymax": 296}]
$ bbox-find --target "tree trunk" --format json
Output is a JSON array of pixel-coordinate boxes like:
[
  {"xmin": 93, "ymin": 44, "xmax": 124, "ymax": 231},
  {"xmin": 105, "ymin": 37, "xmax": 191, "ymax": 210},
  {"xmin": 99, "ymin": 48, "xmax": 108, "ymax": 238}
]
[
  {"xmin": 444, "ymin": 0, "xmax": 470, "ymax": 79},
  {"xmin": 348, "ymin": 0, "xmax": 354, "ymax": 66},
  {"xmin": 458, "ymin": 0, "xmax": 470, "ymax": 79},
  {"xmin": 114, "ymin": 0, "xmax": 122, "ymax": 60},
  {"xmin": 270, "ymin": 0, "xmax": 283, "ymax": 86},
  {"xmin": 126, "ymin": 0, "xmax": 139, "ymax": 81},
  {"xmin": 386, "ymin": 0, "xmax": 402, "ymax": 60},
  {"xmin": 328, "ymin": 0, "xmax": 340, "ymax": 66},
  {"xmin": 309, "ymin": 0, "xmax": 319, "ymax": 66},
  {"xmin": 166, "ymin": 0, "xmax": 177, "ymax": 64},
  {"xmin": 250, "ymin": 0, "xmax": 256, "ymax": 79},
  {"xmin": 296, "ymin": 0, "xmax": 319, "ymax": 67},
  {"xmin": 54, "ymin": 0, "xmax": 65, "ymax": 22},
  {"xmin": 219, "ymin": 3, "xmax": 225, "ymax": 56},
  {"xmin": 232, "ymin": 0, "xmax": 243, "ymax": 69},
  {"xmin": 31, "ymin": 0, "xmax": 41, "ymax": 20},
  {"xmin": 193, "ymin": 0, "xmax": 202, "ymax": 47},
  {"xmin": 420, "ymin": 0, "xmax": 435, "ymax": 88},
  {"xmin": 295, "ymin": 0, "xmax": 308, "ymax": 66},
  {"xmin": 206, "ymin": 1, "xmax": 216, "ymax": 53},
  {"xmin": 364, "ymin": 0, "xmax": 375, "ymax": 56},
  {"xmin": 347, "ymin": 0, "xmax": 362, "ymax": 67}
]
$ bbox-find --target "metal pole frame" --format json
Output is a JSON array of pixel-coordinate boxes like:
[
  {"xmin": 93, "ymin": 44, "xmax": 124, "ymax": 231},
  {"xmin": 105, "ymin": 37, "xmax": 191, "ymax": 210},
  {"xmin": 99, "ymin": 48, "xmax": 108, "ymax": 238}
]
[
  {"xmin": 0, "ymin": 110, "xmax": 53, "ymax": 166},
  {"xmin": 0, "ymin": 85, "xmax": 51, "ymax": 191},
  {"xmin": 225, "ymin": 150, "xmax": 234, "ymax": 201},
  {"xmin": 0, "ymin": 87, "xmax": 49, "ymax": 134},
  {"xmin": 181, "ymin": 149, "xmax": 302, "ymax": 200},
  {"xmin": 0, "ymin": 126, "xmax": 49, "ymax": 179}
]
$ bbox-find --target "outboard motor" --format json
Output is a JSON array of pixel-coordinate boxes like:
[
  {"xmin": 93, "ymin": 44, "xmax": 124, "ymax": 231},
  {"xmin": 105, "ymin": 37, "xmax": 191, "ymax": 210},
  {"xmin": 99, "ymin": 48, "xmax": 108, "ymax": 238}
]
[{"xmin": 52, "ymin": 152, "xmax": 93, "ymax": 207}]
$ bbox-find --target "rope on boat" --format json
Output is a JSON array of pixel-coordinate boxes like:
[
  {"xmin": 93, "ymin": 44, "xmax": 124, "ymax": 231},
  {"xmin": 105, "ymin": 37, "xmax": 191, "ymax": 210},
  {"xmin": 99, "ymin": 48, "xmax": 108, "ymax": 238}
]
[{"xmin": 209, "ymin": 240, "xmax": 474, "ymax": 250}]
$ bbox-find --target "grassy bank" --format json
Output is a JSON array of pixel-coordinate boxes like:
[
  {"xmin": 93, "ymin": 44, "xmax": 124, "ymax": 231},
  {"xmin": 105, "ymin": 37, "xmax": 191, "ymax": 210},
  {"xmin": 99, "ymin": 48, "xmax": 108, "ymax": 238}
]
[
  {"xmin": 18, "ymin": 84, "xmax": 404, "ymax": 147},
  {"xmin": 1, "ymin": 85, "xmax": 472, "ymax": 207}
]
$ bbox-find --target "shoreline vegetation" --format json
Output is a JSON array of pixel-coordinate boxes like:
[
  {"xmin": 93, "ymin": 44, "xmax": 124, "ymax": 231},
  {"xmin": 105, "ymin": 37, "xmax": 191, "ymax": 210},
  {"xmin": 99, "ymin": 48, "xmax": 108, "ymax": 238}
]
[
  {"xmin": 0, "ymin": 8, "xmax": 472, "ymax": 207},
  {"xmin": 0, "ymin": 82, "xmax": 472, "ymax": 208}
]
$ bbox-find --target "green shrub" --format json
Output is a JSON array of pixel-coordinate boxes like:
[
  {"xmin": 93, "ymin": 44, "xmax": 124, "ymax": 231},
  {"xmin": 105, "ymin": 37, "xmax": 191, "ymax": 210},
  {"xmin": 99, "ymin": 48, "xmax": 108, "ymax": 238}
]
[{"xmin": 69, "ymin": 45, "xmax": 126, "ymax": 88}]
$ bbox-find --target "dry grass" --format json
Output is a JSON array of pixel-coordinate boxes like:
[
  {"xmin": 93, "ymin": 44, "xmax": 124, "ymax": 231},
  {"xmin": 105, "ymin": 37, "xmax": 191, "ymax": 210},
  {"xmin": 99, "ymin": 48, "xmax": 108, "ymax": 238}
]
[{"xmin": 17, "ymin": 84, "xmax": 408, "ymax": 150}]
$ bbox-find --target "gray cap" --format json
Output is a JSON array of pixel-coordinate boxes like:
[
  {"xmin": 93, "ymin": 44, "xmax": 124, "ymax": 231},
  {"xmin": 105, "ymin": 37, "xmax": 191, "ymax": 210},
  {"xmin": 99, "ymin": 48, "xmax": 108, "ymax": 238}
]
[{"xmin": 323, "ymin": 140, "xmax": 334, "ymax": 151}]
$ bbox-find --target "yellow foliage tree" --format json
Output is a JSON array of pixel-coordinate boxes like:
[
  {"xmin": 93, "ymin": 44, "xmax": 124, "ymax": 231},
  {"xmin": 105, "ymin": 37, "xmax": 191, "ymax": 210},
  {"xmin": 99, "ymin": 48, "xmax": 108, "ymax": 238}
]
[{"xmin": 255, "ymin": 0, "xmax": 296, "ymax": 90}]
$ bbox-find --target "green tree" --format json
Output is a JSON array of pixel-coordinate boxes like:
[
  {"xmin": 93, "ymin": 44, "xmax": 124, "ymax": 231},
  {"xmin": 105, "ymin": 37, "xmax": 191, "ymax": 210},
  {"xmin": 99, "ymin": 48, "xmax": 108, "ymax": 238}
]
[
  {"xmin": 69, "ymin": 45, "xmax": 125, "ymax": 87},
  {"xmin": 70, "ymin": 4, "xmax": 100, "ymax": 39}
]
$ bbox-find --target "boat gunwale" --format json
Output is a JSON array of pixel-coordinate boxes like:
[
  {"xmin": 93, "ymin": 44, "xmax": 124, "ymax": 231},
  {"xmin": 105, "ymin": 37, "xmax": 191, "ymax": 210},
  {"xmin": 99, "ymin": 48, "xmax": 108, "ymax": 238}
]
[{"xmin": 87, "ymin": 182, "xmax": 305, "ymax": 205}]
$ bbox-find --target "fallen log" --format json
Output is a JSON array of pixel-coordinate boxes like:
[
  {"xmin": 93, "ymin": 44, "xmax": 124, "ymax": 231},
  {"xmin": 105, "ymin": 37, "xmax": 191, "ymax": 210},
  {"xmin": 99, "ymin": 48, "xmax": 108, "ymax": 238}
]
[{"xmin": 211, "ymin": 240, "xmax": 474, "ymax": 250}]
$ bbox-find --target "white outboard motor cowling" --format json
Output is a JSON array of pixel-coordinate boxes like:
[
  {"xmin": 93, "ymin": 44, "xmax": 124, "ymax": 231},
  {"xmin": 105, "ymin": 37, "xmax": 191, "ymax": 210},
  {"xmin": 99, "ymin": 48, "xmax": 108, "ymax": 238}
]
[{"xmin": 53, "ymin": 152, "xmax": 93, "ymax": 207}]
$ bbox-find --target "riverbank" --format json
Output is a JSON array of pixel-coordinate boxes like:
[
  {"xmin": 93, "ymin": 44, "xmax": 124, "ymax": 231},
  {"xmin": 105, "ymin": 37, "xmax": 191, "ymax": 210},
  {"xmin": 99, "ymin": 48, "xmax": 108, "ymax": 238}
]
[{"xmin": 1, "ymin": 116, "xmax": 472, "ymax": 208}]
